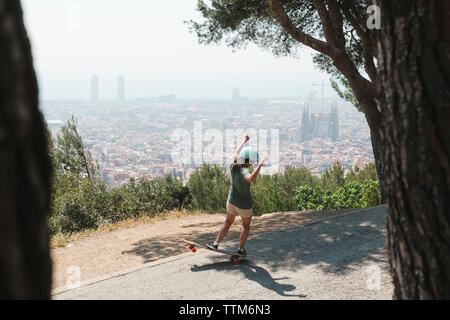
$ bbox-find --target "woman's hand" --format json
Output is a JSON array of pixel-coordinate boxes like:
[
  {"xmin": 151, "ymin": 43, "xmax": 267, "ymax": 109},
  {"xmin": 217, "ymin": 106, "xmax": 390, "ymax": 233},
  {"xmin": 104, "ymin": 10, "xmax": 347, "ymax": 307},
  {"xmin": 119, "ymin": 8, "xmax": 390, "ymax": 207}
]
[
  {"xmin": 258, "ymin": 156, "xmax": 268, "ymax": 166},
  {"xmin": 235, "ymin": 133, "xmax": 249, "ymax": 160},
  {"xmin": 246, "ymin": 155, "xmax": 267, "ymax": 184},
  {"xmin": 254, "ymin": 156, "xmax": 268, "ymax": 169}
]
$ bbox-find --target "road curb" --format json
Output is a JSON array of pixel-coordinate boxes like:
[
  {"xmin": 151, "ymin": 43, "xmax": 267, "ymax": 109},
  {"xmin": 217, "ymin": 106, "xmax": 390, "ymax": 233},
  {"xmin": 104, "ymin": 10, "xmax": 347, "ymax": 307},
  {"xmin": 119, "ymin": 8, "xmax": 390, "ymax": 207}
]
[{"xmin": 52, "ymin": 251, "xmax": 195, "ymax": 296}]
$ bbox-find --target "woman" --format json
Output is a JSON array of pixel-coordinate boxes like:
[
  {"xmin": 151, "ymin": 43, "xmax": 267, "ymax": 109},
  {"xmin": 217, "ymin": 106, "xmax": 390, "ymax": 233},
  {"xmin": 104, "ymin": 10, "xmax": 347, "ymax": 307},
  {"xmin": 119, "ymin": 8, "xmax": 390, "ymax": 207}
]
[{"xmin": 207, "ymin": 133, "xmax": 267, "ymax": 256}]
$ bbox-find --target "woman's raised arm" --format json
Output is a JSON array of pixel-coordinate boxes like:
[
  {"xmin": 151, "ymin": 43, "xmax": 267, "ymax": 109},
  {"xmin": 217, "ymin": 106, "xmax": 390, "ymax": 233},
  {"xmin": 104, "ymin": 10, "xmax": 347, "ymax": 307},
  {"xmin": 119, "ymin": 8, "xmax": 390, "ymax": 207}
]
[{"xmin": 234, "ymin": 133, "xmax": 249, "ymax": 161}]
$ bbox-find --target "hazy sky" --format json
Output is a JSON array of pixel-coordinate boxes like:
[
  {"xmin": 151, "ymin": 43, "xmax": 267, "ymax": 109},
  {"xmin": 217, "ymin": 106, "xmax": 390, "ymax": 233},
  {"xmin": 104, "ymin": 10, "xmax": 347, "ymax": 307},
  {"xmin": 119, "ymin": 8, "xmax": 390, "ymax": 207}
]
[{"xmin": 22, "ymin": 0, "xmax": 335, "ymax": 100}]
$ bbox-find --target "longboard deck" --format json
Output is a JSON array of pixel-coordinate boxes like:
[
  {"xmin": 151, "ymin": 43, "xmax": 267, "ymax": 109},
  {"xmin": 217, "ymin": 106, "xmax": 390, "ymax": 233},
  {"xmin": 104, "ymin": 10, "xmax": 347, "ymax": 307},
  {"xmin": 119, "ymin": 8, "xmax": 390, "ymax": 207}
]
[{"xmin": 183, "ymin": 239, "xmax": 246, "ymax": 264}]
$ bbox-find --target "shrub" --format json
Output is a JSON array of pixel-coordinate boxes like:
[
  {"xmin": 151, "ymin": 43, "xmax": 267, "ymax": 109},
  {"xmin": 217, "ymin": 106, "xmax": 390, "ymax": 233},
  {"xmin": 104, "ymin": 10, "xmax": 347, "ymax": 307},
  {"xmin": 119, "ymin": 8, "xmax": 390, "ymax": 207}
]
[
  {"xmin": 276, "ymin": 166, "xmax": 320, "ymax": 210},
  {"xmin": 49, "ymin": 177, "xmax": 108, "ymax": 235},
  {"xmin": 102, "ymin": 175, "xmax": 191, "ymax": 223},
  {"xmin": 325, "ymin": 180, "xmax": 381, "ymax": 210},
  {"xmin": 325, "ymin": 182, "xmax": 365, "ymax": 210},
  {"xmin": 361, "ymin": 180, "xmax": 381, "ymax": 207},
  {"xmin": 252, "ymin": 167, "xmax": 319, "ymax": 214},
  {"xmin": 49, "ymin": 173, "xmax": 190, "ymax": 235},
  {"xmin": 293, "ymin": 185, "xmax": 326, "ymax": 210},
  {"xmin": 345, "ymin": 162, "xmax": 379, "ymax": 183},
  {"xmin": 252, "ymin": 175, "xmax": 289, "ymax": 215},
  {"xmin": 186, "ymin": 163, "xmax": 230, "ymax": 212},
  {"xmin": 321, "ymin": 162, "xmax": 346, "ymax": 193}
]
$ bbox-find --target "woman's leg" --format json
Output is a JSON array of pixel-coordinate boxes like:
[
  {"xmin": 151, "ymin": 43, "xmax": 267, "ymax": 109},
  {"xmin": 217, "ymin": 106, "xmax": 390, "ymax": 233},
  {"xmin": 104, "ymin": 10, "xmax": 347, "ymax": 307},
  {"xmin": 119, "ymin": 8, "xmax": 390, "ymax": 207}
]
[
  {"xmin": 215, "ymin": 213, "xmax": 236, "ymax": 244},
  {"xmin": 239, "ymin": 216, "xmax": 252, "ymax": 249}
]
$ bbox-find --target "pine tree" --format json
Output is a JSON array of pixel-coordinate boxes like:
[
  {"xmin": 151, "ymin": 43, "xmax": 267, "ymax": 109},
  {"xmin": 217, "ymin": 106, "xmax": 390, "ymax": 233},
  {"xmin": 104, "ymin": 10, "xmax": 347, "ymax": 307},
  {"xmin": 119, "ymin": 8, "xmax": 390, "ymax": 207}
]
[
  {"xmin": 54, "ymin": 116, "xmax": 98, "ymax": 179},
  {"xmin": 377, "ymin": 0, "xmax": 450, "ymax": 299}
]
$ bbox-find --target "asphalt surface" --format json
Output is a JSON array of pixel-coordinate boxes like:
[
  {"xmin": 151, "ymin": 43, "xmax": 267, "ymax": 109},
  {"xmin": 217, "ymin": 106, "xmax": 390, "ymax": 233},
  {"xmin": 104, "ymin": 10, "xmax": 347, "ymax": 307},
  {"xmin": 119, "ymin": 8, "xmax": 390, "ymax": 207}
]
[{"xmin": 53, "ymin": 206, "xmax": 393, "ymax": 300}]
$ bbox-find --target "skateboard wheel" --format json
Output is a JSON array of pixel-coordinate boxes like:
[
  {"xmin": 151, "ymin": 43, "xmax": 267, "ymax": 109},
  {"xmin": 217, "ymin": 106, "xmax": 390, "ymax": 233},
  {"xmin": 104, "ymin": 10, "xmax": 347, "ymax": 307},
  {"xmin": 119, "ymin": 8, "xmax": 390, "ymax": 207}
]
[{"xmin": 192, "ymin": 248, "xmax": 197, "ymax": 253}]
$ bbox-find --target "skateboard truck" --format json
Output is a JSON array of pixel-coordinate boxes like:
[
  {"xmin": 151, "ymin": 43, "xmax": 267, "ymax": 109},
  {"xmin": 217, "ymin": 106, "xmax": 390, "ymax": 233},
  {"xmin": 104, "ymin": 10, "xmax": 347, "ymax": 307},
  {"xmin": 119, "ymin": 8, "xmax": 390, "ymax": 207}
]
[
  {"xmin": 186, "ymin": 242, "xmax": 197, "ymax": 253},
  {"xmin": 184, "ymin": 239, "xmax": 243, "ymax": 265}
]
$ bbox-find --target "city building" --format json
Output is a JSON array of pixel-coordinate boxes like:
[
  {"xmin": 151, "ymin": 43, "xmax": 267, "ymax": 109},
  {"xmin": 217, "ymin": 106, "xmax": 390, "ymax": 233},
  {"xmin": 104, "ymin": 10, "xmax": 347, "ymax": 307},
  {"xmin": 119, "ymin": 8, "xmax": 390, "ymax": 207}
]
[
  {"xmin": 101, "ymin": 168, "xmax": 114, "ymax": 186},
  {"xmin": 300, "ymin": 101, "xmax": 339, "ymax": 142}
]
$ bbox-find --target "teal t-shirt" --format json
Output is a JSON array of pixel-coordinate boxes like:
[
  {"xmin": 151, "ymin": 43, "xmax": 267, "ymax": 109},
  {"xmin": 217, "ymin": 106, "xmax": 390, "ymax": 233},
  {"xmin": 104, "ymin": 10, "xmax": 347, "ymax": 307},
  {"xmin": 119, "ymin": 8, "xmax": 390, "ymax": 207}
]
[{"xmin": 227, "ymin": 164, "xmax": 253, "ymax": 209}]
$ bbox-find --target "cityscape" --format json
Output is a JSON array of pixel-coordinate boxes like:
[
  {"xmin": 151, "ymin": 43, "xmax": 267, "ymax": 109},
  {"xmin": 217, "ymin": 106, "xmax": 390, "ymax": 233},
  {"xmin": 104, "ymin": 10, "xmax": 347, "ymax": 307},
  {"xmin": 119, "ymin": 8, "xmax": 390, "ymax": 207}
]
[{"xmin": 44, "ymin": 75, "xmax": 374, "ymax": 188}]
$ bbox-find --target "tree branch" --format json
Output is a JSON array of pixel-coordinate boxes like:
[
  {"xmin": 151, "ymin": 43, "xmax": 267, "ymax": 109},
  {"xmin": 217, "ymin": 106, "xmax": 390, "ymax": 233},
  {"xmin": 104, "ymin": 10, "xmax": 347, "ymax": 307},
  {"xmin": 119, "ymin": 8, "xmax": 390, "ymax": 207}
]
[
  {"xmin": 340, "ymin": 1, "xmax": 377, "ymax": 81},
  {"xmin": 324, "ymin": 0, "xmax": 346, "ymax": 48},
  {"xmin": 340, "ymin": 0, "xmax": 366, "ymax": 36},
  {"xmin": 312, "ymin": 0, "xmax": 337, "ymax": 47},
  {"xmin": 267, "ymin": 0, "xmax": 378, "ymax": 98},
  {"xmin": 265, "ymin": 0, "xmax": 336, "ymax": 57}
]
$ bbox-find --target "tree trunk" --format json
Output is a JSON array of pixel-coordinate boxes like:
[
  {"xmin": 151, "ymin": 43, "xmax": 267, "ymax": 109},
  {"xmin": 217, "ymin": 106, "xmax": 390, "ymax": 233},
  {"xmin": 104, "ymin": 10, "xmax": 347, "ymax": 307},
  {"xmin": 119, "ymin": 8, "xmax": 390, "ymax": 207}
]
[
  {"xmin": 0, "ymin": 1, "xmax": 52, "ymax": 299},
  {"xmin": 370, "ymin": 126, "xmax": 385, "ymax": 202},
  {"xmin": 352, "ymin": 86, "xmax": 386, "ymax": 203},
  {"xmin": 377, "ymin": 0, "xmax": 450, "ymax": 299}
]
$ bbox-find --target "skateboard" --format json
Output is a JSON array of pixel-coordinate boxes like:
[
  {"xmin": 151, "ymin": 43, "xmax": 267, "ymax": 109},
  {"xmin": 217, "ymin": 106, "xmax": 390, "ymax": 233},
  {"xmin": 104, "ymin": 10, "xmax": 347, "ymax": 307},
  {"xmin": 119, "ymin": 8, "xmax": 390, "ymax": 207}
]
[{"xmin": 183, "ymin": 239, "xmax": 245, "ymax": 264}]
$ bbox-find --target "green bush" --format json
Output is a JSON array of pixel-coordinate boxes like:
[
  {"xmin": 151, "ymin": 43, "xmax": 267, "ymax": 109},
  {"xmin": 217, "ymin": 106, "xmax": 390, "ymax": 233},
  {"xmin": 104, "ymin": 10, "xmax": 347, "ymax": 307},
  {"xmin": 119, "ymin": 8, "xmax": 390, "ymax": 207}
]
[
  {"xmin": 293, "ymin": 185, "xmax": 326, "ymax": 210},
  {"xmin": 321, "ymin": 162, "xmax": 346, "ymax": 193},
  {"xmin": 325, "ymin": 180, "xmax": 381, "ymax": 210},
  {"xmin": 187, "ymin": 163, "xmax": 229, "ymax": 213},
  {"xmin": 325, "ymin": 182, "xmax": 366, "ymax": 210},
  {"xmin": 252, "ymin": 167, "xmax": 320, "ymax": 215},
  {"xmin": 103, "ymin": 175, "xmax": 190, "ymax": 223},
  {"xmin": 292, "ymin": 179, "xmax": 382, "ymax": 212},
  {"xmin": 49, "ymin": 176, "xmax": 109, "ymax": 235},
  {"xmin": 361, "ymin": 180, "xmax": 381, "ymax": 207},
  {"xmin": 345, "ymin": 162, "xmax": 379, "ymax": 183},
  {"xmin": 49, "ymin": 173, "xmax": 190, "ymax": 235},
  {"xmin": 252, "ymin": 175, "xmax": 289, "ymax": 215}
]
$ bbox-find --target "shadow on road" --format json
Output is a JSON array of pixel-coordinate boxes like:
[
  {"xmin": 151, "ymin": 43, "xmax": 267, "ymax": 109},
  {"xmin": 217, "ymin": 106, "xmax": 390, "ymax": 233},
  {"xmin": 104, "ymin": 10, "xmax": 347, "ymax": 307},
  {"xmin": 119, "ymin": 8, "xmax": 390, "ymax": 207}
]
[
  {"xmin": 246, "ymin": 207, "xmax": 388, "ymax": 275},
  {"xmin": 121, "ymin": 208, "xmax": 352, "ymax": 265},
  {"xmin": 124, "ymin": 206, "xmax": 388, "ymax": 283},
  {"xmin": 190, "ymin": 260, "xmax": 307, "ymax": 298},
  {"xmin": 122, "ymin": 229, "xmax": 242, "ymax": 262}
]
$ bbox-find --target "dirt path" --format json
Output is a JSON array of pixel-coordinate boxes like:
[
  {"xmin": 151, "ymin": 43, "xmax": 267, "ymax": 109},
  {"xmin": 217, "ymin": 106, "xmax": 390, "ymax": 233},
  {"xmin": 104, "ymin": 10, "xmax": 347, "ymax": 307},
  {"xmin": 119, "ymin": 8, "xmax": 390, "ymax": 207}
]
[{"xmin": 51, "ymin": 209, "xmax": 351, "ymax": 290}]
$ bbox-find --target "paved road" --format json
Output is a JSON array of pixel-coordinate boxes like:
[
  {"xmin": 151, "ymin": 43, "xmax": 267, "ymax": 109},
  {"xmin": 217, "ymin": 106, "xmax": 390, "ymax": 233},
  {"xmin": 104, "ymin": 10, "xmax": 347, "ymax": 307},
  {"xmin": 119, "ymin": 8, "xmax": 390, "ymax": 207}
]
[{"xmin": 53, "ymin": 206, "xmax": 393, "ymax": 300}]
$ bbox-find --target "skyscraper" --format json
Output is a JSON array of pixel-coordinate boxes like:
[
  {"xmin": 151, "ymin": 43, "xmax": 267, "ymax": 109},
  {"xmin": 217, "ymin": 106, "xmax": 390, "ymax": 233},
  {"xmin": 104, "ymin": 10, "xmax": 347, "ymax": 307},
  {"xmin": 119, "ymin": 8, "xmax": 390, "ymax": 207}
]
[
  {"xmin": 117, "ymin": 75, "xmax": 125, "ymax": 102},
  {"xmin": 91, "ymin": 74, "xmax": 98, "ymax": 102}
]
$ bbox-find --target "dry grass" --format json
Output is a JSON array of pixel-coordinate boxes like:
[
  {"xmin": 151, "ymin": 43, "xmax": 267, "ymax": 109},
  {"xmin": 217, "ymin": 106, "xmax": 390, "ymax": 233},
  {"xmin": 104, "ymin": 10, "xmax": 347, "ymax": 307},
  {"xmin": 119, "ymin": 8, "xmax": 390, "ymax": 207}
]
[{"xmin": 50, "ymin": 208, "xmax": 207, "ymax": 249}]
